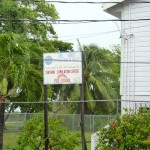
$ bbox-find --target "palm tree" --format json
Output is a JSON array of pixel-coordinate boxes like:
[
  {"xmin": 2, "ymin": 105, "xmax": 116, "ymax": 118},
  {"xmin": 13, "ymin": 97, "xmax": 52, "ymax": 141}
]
[
  {"xmin": 0, "ymin": 33, "xmax": 74, "ymax": 149},
  {"xmin": 57, "ymin": 44, "xmax": 120, "ymax": 114},
  {"xmin": 0, "ymin": 33, "xmax": 44, "ymax": 149},
  {"xmin": 82, "ymin": 44, "xmax": 120, "ymax": 114}
]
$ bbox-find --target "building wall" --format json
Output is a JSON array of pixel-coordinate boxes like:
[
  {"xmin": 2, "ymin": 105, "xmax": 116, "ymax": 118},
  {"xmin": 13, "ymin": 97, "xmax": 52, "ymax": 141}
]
[{"xmin": 121, "ymin": 0, "xmax": 150, "ymax": 112}]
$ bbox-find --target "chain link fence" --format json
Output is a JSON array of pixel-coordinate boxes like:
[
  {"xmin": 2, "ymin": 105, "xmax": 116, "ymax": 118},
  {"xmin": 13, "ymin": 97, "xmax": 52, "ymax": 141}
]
[
  {"xmin": 1, "ymin": 100, "xmax": 150, "ymax": 149},
  {"xmin": 3, "ymin": 113, "xmax": 115, "ymax": 149},
  {"xmin": 4, "ymin": 113, "xmax": 114, "ymax": 132}
]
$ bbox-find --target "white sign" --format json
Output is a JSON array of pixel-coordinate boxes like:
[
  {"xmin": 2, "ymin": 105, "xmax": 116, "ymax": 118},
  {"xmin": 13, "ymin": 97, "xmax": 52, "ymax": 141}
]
[{"xmin": 43, "ymin": 52, "xmax": 82, "ymax": 85}]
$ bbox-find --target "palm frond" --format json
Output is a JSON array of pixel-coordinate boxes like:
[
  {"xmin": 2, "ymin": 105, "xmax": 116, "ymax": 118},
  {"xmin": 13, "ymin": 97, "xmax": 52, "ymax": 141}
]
[{"xmin": 89, "ymin": 75, "xmax": 115, "ymax": 112}]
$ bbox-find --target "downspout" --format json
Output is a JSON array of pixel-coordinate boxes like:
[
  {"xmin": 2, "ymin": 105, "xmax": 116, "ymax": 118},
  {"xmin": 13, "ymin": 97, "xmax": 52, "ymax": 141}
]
[
  {"xmin": 128, "ymin": 3, "xmax": 131, "ymax": 102},
  {"xmin": 127, "ymin": 36, "xmax": 129, "ymax": 102},
  {"xmin": 121, "ymin": 31, "xmax": 129, "ymax": 109},
  {"xmin": 125, "ymin": 35, "xmax": 128, "ymax": 102},
  {"xmin": 131, "ymin": 34, "xmax": 135, "ymax": 103},
  {"xmin": 129, "ymin": 3, "xmax": 135, "ymax": 111}
]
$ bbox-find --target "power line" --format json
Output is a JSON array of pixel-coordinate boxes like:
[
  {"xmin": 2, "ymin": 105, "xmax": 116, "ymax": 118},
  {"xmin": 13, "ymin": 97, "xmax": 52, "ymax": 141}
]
[
  {"xmin": 2, "ymin": 99, "xmax": 150, "ymax": 104},
  {"xmin": 1, "ymin": 18, "xmax": 150, "ymax": 24},
  {"xmin": 58, "ymin": 22, "xmax": 150, "ymax": 40},
  {"xmin": 21, "ymin": 1, "xmax": 150, "ymax": 4},
  {"xmin": 58, "ymin": 30, "xmax": 119, "ymax": 40},
  {"xmin": 1, "ymin": 56, "xmax": 150, "ymax": 64},
  {"xmin": 1, "ymin": 19, "xmax": 149, "ymax": 41}
]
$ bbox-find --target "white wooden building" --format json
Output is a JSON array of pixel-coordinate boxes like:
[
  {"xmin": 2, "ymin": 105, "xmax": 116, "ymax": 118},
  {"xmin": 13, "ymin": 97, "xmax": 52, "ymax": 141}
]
[
  {"xmin": 91, "ymin": 1, "xmax": 150, "ymax": 149},
  {"xmin": 103, "ymin": 0, "xmax": 150, "ymax": 113}
]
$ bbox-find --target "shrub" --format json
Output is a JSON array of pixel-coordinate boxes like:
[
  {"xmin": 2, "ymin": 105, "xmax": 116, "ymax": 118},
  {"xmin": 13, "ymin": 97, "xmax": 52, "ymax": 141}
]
[
  {"xmin": 97, "ymin": 109, "xmax": 150, "ymax": 150},
  {"xmin": 15, "ymin": 115, "xmax": 80, "ymax": 150}
]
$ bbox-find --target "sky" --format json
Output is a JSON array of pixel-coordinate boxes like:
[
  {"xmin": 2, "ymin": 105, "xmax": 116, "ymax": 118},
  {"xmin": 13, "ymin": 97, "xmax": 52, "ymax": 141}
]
[{"xmin": 51, "ymin": 0, "xmax": 121, "ymax": 51}]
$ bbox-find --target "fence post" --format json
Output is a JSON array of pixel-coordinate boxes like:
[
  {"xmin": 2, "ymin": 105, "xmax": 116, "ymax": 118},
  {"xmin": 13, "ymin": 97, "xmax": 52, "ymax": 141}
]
[
  {"xmin": 93, "ymin": 115, "xmax": 95, "ymax": 133},
  {"xmin": 117, "ymin": 100, "xmax": 119, "ymax": 114},
  {"xmin": 90, "ymin": 115, "xmax": 91, "ymax": 132},
  {"xmin": 72, "ymin": 114, "xmax": 75, "ymax": 131}
]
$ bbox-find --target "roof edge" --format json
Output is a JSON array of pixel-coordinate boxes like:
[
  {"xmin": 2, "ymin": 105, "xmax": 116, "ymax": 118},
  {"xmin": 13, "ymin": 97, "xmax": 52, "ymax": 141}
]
[{"xmin": 103, "ymin": 0, "xmax": 125, "ymax": 10}]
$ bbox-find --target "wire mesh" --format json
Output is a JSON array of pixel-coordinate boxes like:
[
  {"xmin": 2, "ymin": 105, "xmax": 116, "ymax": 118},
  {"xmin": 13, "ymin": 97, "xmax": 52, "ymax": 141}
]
[{"xmin": 0, "ymin": 100, "xmax": 150, "ymax": 150}]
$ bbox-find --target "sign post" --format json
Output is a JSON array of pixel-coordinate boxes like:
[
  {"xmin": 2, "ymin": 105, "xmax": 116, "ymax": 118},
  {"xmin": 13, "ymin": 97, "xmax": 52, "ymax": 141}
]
[
  {"xmin": 43, "ymin": 85, "xmax": 49, "ymax": 150},
  {"xmin": 43, "ymin": 51, "xmax": 85, "ymax": 149}
]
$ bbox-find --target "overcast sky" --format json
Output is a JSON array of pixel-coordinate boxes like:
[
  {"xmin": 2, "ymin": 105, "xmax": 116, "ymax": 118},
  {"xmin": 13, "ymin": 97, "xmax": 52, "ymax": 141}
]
[{"xmin": 51, "ymin": 0, "xmax": 121, "ymax": 50}]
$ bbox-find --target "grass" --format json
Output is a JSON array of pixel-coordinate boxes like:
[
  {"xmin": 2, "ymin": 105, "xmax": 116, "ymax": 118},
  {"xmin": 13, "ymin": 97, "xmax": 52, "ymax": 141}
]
[
  {"xmin": 3, "ymin": 131, "xmax": 20, "ymax": 150},
  {"xmin": 75, "ymin": 143, "xmax": 91, "ymax": 150},
  {"xmin": 74, "ymin": 132, "xmax": 92, "ymax": 150},
  {"xmin": 5, "ymin": 122, "xmax": 24, "ymax": 129},
  {"xmin": 3, "ymin": 122, "xmax": 23, "ymax": 149}
]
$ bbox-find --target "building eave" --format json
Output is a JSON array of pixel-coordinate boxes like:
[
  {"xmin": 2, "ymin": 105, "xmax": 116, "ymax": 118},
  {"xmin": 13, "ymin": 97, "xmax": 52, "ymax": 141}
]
[{"xmin": 103, "ymin": 0, "xmax": 125, "ymax": 11}]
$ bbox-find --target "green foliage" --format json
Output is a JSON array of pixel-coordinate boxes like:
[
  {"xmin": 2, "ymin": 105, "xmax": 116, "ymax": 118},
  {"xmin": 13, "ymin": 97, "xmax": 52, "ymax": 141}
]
[
  {"xmin": 15, "ymin": 115, "xmax": 80, "ymax": 150},
  {"xmin": 97, "ymin": 109, "xmax": 150, "ymax": 150},
  {"xmin": 0, "ymin": 0, "xmax": 58, "ymax": 39},
  {"xmin": 0, "ymin": 33, "xmax": 73, "ymax": 112},
  {"xmin": 0, "ymin": 33, "xmax": 44, "ymax": 100},
  {"xmin": 0, "ymin": 0, "xmax": 73, "ymax": 113},
  {"xmin": 0, "ymin": 1, "xmax": 74, "ymax": 148},
  {"xmin": 82, "ymin": 44, "xmax": 120, "ymax": 113}
]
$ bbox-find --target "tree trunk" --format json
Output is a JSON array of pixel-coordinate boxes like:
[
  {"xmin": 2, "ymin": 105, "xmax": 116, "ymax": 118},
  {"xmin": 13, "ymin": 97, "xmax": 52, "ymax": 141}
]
[{"xmin": 0, "ymin": 98, "xmax": 5, "ymax": 150}]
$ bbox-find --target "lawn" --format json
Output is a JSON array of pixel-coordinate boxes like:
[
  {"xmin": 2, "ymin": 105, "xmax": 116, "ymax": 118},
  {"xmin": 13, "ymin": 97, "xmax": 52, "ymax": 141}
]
[
  {"xmin": 3, "ymin": 131, "xmax": 20, "ymax": 150},
  {"xmin": 74, "ymin": 132, "xmax": 92, "ymax": 150}
]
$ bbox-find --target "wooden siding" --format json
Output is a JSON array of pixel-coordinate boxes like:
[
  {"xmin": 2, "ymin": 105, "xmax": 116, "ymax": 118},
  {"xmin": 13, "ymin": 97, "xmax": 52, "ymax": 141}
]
[{"xmin": 121, "ymin": 0, "xmax": 150, "ymax": 96}]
